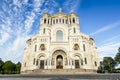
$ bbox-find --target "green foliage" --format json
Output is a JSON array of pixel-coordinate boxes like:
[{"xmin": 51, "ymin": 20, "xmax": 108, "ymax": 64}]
[
  {"xmin": 2, "ymin": 61, "xmax": 16, "ymax": 74},
  {"xmin": 0, "ymin": 58, "xmax": 4, "ymax": 74},
  {"xmin": 115, "ymin": 47, "xmax": 120, "ymax": 64},
  {"xmin": 102, "ymin": 57, "xmax": 116, "ymax": 72},
  {"xmin": 0, "ymin": 58, "xmax": 21, "ymax": 74}
]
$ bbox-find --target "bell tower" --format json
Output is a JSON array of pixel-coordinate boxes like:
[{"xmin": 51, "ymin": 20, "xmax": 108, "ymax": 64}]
[{"xmin": 39, "ymin": 12, "xmax": 51, "ymax": 36}]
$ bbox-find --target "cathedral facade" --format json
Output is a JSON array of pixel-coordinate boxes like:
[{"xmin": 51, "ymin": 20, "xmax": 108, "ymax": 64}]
[{"xmin": 21, "ymin": 9, "xmax": 100, "ymax": 73}]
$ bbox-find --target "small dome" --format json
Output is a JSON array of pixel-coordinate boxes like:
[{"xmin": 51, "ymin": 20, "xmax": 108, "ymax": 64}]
[
  {"xmin": 42, "ymin": 13, "xmax": 50, "ymax": 17},
  {"xmin": 52, "ymin": 13, "xmax": 67, "ymax": 18},
  {"xmin": 69, "ymin": 12, "xmax": 77, "ymax": 17}
]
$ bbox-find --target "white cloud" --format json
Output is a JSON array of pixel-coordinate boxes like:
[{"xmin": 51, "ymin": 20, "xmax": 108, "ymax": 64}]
[
  {"xmin": 98, "ymin": 42, "xmax": 120, "ymax": 61},
  {"xmin": 90, "ymin": 21, "xmax": 120, "ymax": 36},
  {"xmin": 0, "ymin": 0, "xmax": 58, "ymax": 63},
  {"xmin": 0, "ymin": 31, "xmax": 10, "ymax": 45},
  {"xmin": 63, "ymin": 0, "xmax": 81, "ymax": 12}
]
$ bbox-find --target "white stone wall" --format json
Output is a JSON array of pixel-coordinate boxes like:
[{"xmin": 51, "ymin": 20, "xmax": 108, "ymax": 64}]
[{"xmin": 21, "ymin": 12, "xmax": 100, "ymax": 72}]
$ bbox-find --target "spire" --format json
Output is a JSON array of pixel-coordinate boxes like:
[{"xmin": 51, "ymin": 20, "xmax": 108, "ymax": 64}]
[{"xmin": 59, "ymin": 8, "xmax": 62, "ymax": 13}]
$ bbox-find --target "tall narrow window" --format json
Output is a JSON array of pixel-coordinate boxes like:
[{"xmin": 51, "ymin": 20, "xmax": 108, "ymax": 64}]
[
  {"xmin": 35, "ymin": 45, "xmax": 37, "ymax": 52},
  {"xmin": 53, "ymin": 20, "xmax": 55, "ymax": 24},
  {"xmin": 63, "ymin": 19, "xmax": 64, "ymax": 23},
  {"xmin": 56, "ymin": 19, "xmax": 58, "ymax": 23},
  {"xmin": 59, "ymin": 19, "xmax": 61, "ymax": 23},
  {"xmin": 95, "ymin": 61, "xmax": 97, "ymax": 66},
  {"xmin": 44, "ymin": 18, "xmax": 46, "ymax": 24},
  {"xmin": 56, "ymin": 30, "xmax": 63, "ymax": 41},
  {"xmin": 85, "ymin": 58, "xmax": 87, "ymax": 64},
  {"xmin": 73, "ymin": 18, "xmax": 75, "ymax": 23},
  {"xmin": 48, "ymin": 19, "xmax": 49, "ymax": 24},
  {"xmin": 66, "ymin": 20, "xmax": 67, "ymax": 24},
  {"xmin": 24, "ymin": 62, "xmax": 26, "ymax": 67},
  {"xmin": 33, "ymin": 58, "xmax": 35, "ymax": 65},
  {"xmin": 70, "ymin": 19, "xmax": 71, "ymax": 24},
  {"xmin": 81, "ymin": 59, "xmax": 83, "ymax": 65},
  {"xmin": 43, "ymin": 28, "xmax": 45, "ymax": 34},
  {"xmin": 36, "ymin": 59, "xmax": 38, "ymax": 66},
  {"xmin": 83, "ymin": 44, "xmax": 86, "ymax": 51},
  {"xmin": 74, "ymin": 28, "xmax": 76, "ymax": 33}
]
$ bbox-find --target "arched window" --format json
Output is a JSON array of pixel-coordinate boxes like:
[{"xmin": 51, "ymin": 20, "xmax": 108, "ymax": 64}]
[
  {"xmin": 73, "ymin": 18, "xmax": 75, "ymax": 23},
  {"xmin": 56, "ymin": 19, "xmax": 58, "ymax": 23},
  {"xmin": 36, "ymin": 59, "xmax": 38, "ymax": 66},
  {"xmin": 33, "ymin": 58, "xmax": 35, "ymax": 65},
  {"xmin": 56, "ymin": 30, "xmax": 63, "ymax": 41},
  {"xmin": 70, "ymin": 19, "xmax": 71, "ymax": 24},
  {"xmin": 85, "ymin": 58, "xmax": 87, "ymax": 64},
  {"xmin": 48, "ymin": 19, "xmax": 49, "ymax": 24},
  {"xmin": 74, "ymin": 28, "xmax": 76, "ymax": 33},
  {"xmin": 95, "ymin": 61, "xmax": 97, "ymax": 66},
  {"xmin": 43, "ymin": 28, "xmax": 45, "ymax": 34},
  {"xmin": 53, "ymin": 20, "xmax": 55, "ymax": 24},
  {"xmin": 83, "ymin": 44, "xmax": 86, "ymax": 51},
  {"xmin": 44, "ymin": 18, "xmax": 46, "ymax": 24},
  {"xmin": 63, "ymin": 19, "xmax": 64, "ymax": 23},
  {"xmin": 24, "ymin": 62, "xmax": 26, "ymax": 67},
  {"xmin": 59, "ymin": 19, "xmax": 61, "ymax": 23},
  {"xmin": 35, "ymin": 45, "xmax": 37, "ymax": 52}
]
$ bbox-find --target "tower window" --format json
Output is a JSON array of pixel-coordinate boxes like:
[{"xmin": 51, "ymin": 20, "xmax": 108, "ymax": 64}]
[
  {"xmin": 59, "ymin": 19, "xmax": 61, "ymax": 23},
  {"xmin": 35, "ymin": 45, "xmax": 37, "ymax": 52},
  {"xmin": 74, "ymin": 28, "xmax": 76, "ymax": 33},
  {"xmin": 44, "ymin": 18, "xmax": 46, "ymax": 24},
  {"xmin": 56, "ymin": 30, "xmax": 63, "ymax": 41},
  {"xmin": 48, "ymin": 19, "xmax": 49, "ymax": 24},
  {"xmin": 73, "ymin": 18, "xmax": 75, "ymax": 23},
  {"xmin": 85, "ymin": 58, "xmax": 87, "ymax": 64},
  {"xmin": 43, "ymin": 28, "xmax": 45, "ymax": 34},
  {"xmin": 56, "ymin": 19, "xmax": 58, "ymax": 23},
  {"xmin": 63, "ymin": 19, "xmax": 64, "ymax": 23},
  {"xmin": 53, "ymin": 20, "xmax": 55, "ymax": 24},
  {"xmin": 70, "ymin": 19, "xmax": 71, "ymax": 24},
  {"xmin": 83, "ymin": 44, "xmax": 86, "ymax": 51}
]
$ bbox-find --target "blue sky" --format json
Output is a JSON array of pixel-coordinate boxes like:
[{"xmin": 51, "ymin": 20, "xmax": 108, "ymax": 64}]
[{"xmin": 0, "ymin": 0, "xmax": 120, "ymax": 63}]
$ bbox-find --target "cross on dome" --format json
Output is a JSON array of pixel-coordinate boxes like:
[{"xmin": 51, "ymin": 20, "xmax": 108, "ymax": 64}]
[{"xmin": 59, "ymin": 8, "xmax": 62, "ymax": 13}]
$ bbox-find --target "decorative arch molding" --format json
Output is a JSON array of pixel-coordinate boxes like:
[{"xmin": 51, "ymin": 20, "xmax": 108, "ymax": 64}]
[
  {"xmin": 54, "ymin": 27, "xmax": 66, "ymax": 35},
  {"xmin": 36, "ymin": 53, "xmax": 46, "ymax": 59},
  {"xmin": 73, "ymin": 53, "xmax": 83, "ymax": 59},
  {"xmin": 51, "ymin": 47, "xmax": 68, "ymax": 56}
]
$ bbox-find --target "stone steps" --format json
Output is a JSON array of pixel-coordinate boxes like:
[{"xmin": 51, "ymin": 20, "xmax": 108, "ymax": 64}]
[{"xmin": 23, "ymin": 69, "xmax": 97, "ymax": 74}]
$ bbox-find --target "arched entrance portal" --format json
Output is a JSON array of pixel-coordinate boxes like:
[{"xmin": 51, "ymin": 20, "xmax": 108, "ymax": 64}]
[
  {"xmin": 52, "ymin": 50, "xmax": 67, "ymax": 69},
  {"xmin": 56, "ymin": 55, "xmax": 63, "ymax": 69}
]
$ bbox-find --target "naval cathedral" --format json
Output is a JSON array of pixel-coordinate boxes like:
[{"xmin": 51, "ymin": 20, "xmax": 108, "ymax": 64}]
[{"xmin": 21, "ymin": 9, "xmax": 100, "ymax": 73}]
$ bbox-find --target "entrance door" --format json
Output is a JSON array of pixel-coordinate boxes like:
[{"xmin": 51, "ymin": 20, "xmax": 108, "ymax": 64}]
[
  {"xmin": 56, "ymin": 55, "xmax": 63, "ymax": 69},
  {"xmin": 75, "ymin": 60, "xmax": 80, "ymax": 68},
  {"xmin": 40, "ymin": 60, "xmax": 44, "ymax": 69}
]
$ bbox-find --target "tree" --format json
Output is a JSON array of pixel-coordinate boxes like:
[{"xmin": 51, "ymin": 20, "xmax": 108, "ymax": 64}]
[
  {"xmin": 2, "ymin": 61, "xmax": 16, "ymax": 74},
  {"xmin": 115, "ymin": 47, "xmax": 120, "ymax": 65},
  {"xmin": 0, "ymin": 58, "xmax": 4, "ymax": 73},
  {"xmin": 15, "ymin": 62, "xmax": 21, "ymax": 73},
  {"xmin": 102, "ymin": 57, "xmax": 116, "ymax": 72}
]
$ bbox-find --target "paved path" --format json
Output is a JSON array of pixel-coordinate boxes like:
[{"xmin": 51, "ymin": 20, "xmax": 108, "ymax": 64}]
[{"xmin": 0, "ymin": 74, "xmax": 120, "ymax": 80}]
